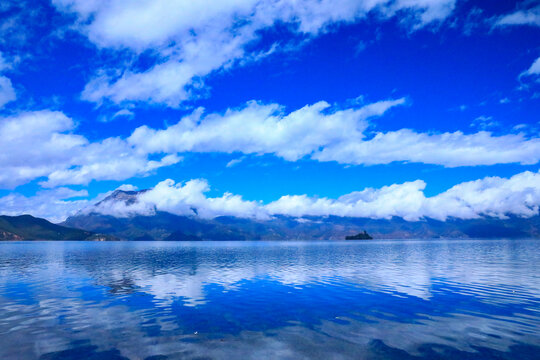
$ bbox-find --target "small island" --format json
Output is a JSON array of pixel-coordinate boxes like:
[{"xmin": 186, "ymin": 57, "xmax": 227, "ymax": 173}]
[{"xmin": 345, "ymin": 231, "xmax": 373, "ymax": 240}]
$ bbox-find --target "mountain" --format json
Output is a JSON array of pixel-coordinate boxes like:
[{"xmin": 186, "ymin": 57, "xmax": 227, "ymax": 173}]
[
  {"xmin": 0, "ymin": 215, "xmax": 114, "ymax": 240},
  {"xmin": 61, "ymin": 190, "xmax": 540, "ymax": 240},
  {"xmin": 63, "ymin": 211, "xmax": 256, "ymax": 241}
]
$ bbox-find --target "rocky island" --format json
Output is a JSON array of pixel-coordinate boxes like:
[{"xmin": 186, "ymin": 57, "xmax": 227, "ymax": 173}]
[{"xmin": 345, "ymin": 231, "xmax": 373, "ymax": 240}]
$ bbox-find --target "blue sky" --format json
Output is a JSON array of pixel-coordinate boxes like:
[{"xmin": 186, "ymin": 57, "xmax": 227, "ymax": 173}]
[{"xmin": 0, "ymin": 0, "xmax": 539, "ymax": 222}]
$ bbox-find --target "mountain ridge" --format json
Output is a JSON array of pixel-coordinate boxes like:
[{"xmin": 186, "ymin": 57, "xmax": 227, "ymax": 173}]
[
  {"xmin": 61, "ymin": 190, "xmax": 540, "ymax": 240},
  {"xmin": 0, "ymin": 214, "xmax": 115, "ymax": 241}
]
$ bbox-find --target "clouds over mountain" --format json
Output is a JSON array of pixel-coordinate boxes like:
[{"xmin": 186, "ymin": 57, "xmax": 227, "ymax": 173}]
[
  {"xmin": 53, "ymin": 0, "xmax": 456, "ymax": 107},
  {"xmin": 0, "ymin": 1, "xmax": 537, "ymax": 228},
  {"xmin": 89, "ymin": 179, "xmax": 269, "ymax": 220},
  {"xmin": 81, "ymin": 170, "xmax": 540, "ymax": 222},
  {"xmin": 267, "ymin": 170, "xmax": 540, "ymax": 221},
  {"xmin": 3, "ymin": 164, "xmax": 539, "ymax": 223}
]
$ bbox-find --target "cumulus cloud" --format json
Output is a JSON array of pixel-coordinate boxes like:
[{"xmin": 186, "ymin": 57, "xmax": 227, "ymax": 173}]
[
  {"xmin": 79, "ymin": 30, "xmax": 251, "ymax": 107},
  {"xmin": 83, "ymin": 170, "xmax": 540, "ymax": 222},
  {"xmin": 129, "ymin": 98, "xmax": 406, "ymax": 161},
  {"xmin": 5, "ymin": 170, "xmax": 540, "ymax": 222},
  {"xmin": 90, "ymin": 179, "xmax": 269, "ymax": 220},
  {"xmin": 43, "ymin": 151, "xmax": 181, "ymax": 188},
  {"xmin": 0, "ymin": 110, "xmax": 181, "ymax": 188},
  {"xmin": 127, "ymin": 98, "xmax": 540, "ymax": 167},
  {"xmin": 266, "ymin": 181, "xmax": 430, "ymax": 220},
  {"xmin": 494, "ymin": 5, "xmax": 540, "ymax": 27},
  {"xmin": 53, "ymin": 0, "xmax": 456, "ymax": 107},
  {"xmin": 424, "ymin": 170, "xmax": 540, "ymax": 220},
  {"xmin": 2, "ymin": 97, "xmax": 540, "ymax": 190},
  {"xmin": 0, "ymin": 111, "xmax": 84, "ymax": 188},
  {"xmin": 268, "ymin": 170, "xmax": 540, "ymax": 220}
]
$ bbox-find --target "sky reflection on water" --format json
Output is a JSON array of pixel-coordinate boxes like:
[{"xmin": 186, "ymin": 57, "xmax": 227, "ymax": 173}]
[{"xmin": 0, "ymin": 239, "xmax": 539, "ymax": 360}]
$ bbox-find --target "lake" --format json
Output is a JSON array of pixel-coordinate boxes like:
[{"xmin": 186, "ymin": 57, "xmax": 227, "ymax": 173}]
[{"xmin": 0, "ymin": 239, "xmax": 539, "ymax": 360}]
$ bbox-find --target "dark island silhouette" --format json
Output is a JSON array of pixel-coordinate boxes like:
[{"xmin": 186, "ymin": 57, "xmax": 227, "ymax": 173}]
[{"xmin": 345, "ymin": 231, "xmax": 373, "ymax": 240}]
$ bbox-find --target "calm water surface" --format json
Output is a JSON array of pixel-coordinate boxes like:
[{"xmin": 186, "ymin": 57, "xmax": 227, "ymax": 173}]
[{"xmin": 0, "ymin": 239, "xmax": 539, "ymax": 360}]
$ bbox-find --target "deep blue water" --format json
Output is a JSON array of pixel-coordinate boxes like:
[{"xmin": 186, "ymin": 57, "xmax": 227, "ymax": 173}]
[{"xmin": 0, "ymin": 240, "xmax": 539, "ymax": 360}]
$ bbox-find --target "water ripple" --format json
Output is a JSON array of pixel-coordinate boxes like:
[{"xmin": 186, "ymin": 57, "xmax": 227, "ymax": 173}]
[{"xmin": 0, "ymin": 239, "xmax": 539, "ymax": 359}]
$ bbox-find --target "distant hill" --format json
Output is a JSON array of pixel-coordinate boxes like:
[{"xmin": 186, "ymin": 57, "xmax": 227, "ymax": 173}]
[
  {"xmin": 63, "ymin": 211, "xmax": 255, "ymax": 241},
  {"xmin": 61, "ymin": 190, "xmax": 540, "ymax": 240},
  {"xmin": 0, "ymin": 215, "xmax": 113, "ymax": 240}
]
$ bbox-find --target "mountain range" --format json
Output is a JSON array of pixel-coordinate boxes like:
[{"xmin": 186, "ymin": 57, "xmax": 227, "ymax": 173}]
[
  {"xmin": 57, "ymin": 189, "xmax": 540, "ymax": 240},
  {"xmin": 1, "ymin": 189, "xmax": 538, "ymax": 241}
]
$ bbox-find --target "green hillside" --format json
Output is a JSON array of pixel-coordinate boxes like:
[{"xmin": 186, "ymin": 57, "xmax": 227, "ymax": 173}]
[{"xmin": 0, "ymin": 215, "xmax": 101, "ymax": 240}]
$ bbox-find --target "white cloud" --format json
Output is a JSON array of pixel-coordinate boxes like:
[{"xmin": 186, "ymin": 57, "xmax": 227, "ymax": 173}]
[
  {"xmin": 0, "ymin": 111, "xmax": 84, "ymax": 188},
  {"xmin": 83, "ymin": 170, "xmax": 540, "ymax": 222},
  {"xmin": 266, "ymin": 181, "xmax": 429, "ymax": 220},
  {"xmin": 312, "ymin": 129, "xmax": 540, "ymax": 167},
  {"xmin": 80, "ymin": 29, "xmax": 251, "ymax": 107},
  {"xmin": 470, "ymin": 115, "xmax": 500, "ymax": 130},
  {"xmin": 129, "ymin": 98, "xmax": 406, "ymax": 161},
  {"xmin": 494, "ymin": 5, "xmax": 540, "ymax": 27},
  {"xmin": 111, "ymin": 109, "xmax": 134, "ymax": 120},
  {"xmin": 5, "ymin": 170, "xmax": 540, "ymax": 222},
  {"xmin": 0, "ymin": 52, "xmax": 12, "ymax": 72},
  {"xmin": 43, "ymin": 151, "xmax": 181, "ymax": 188},
  {"xmin": 0, "ymin": 187, "xmax": 89, "ymax": 223},
  {"xmin": 226, "ymin": 156, "xmax": 246, "ymax": 168},
  {"xmin": 0, "ymin": 53, "xmax": 16, "ymax": 107},
  {"xmin": 269, "ymin": 170, "xmax": 540, "ymax": 220},
  {"xmin": 0, "ymin": 110, "xmax": 181, "ymax": 188},
  {"xmin": 115, "ymin": 184, "xmax": 138, "ymax": 192},
  {"xmin": 54, "ymin": 0, "xmax": 456, "ymax": 49},
  {"xmin": 521, "ymin": 56, "xmax": 540, "ymax": 78},
  {"xmin": 3, "ymin": 98, "xmax": 402, "ymax": 188},
  {"xmin": 90, "ymin": 178, "xmax": 269, "ymax": 220},
  {"xmin": 0, "ymin": 75, "xmax": 16, "ymax": 107},
  {"xmin": 424, "ymin": 170, "xmax": 540, "ymax": 220},
  {"xmin": 2, "ymin": 97, "xmax": 540, "ymax": 190},
  {"xmin": 53, "ymin": 0, "xmax": 456, "ymax": 107},
  {"xmin": 127, "ymin": 98, "xmax": 540, "ymax": 167}
]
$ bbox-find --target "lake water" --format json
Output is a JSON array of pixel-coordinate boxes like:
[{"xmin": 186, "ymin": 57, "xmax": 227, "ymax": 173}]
[{"xmin": 0, "ymin": 239, "xmax": 539, "ymax": 360}]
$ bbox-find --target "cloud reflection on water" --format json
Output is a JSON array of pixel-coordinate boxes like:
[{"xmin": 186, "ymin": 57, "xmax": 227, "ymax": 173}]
[{"xmin": 0, "ymin": 240, "xmax": 539, "ymax": 359}]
